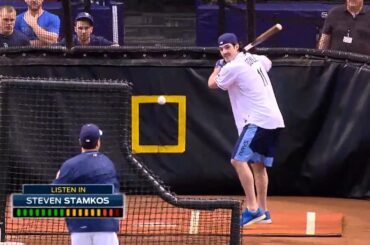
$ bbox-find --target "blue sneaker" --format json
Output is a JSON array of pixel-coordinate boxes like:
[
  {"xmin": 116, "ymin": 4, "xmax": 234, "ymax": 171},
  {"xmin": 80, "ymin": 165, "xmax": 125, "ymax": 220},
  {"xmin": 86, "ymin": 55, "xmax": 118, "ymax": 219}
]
[
  {"xmin": 256, "ymin": 211, "xmax": 272, "ymax": 224},
  {"xmin": 240, "ymin": 208, "xmax": 266, "ymax": 226}
]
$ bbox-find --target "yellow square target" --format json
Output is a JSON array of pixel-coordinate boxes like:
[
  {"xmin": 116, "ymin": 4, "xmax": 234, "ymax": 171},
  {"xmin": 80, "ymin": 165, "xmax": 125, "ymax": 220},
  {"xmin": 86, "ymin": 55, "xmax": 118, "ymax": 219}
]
[{"xmin": 131, "ymin": 95, "xmax": 186, "ymax": 153}]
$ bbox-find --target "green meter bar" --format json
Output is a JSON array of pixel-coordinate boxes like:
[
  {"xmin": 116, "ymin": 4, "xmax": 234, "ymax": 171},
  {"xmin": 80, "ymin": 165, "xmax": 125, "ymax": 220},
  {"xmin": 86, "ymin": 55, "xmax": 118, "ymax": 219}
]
[{"xmin": 13, "ymin": 208, "xmax": 124, "ymax": 218}]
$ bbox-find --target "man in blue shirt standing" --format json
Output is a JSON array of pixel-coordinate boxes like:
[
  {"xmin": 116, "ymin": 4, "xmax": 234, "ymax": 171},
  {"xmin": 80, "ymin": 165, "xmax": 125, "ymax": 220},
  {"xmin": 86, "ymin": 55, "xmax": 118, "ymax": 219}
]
[
  {"xmin": 0, "ymin": 5, "xmax": 30, "ymax": 47},
  {"xmin": 15, "ymin": 0, "xmax": 60, "ymax": 46},
  {"xmin": 58, "ymin": 12, "xmax": 114, "ymax": 46},
  {"xmin": 53, "ymin": 123, "xmax": 120, "ymax": 245}
]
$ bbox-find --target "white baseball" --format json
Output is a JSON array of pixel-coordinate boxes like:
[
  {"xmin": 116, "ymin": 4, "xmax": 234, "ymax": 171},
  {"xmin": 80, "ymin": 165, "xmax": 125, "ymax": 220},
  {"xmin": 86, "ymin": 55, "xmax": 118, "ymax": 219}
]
[{"xmin": 157, "ymin": 95, "xmax": 166, "ymax": 105}]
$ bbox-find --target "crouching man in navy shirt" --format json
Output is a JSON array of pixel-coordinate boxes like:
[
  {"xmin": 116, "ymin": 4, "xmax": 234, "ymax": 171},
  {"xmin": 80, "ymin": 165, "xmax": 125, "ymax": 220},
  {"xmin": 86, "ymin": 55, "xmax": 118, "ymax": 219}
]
[
  {"xmin": 58, "ymin": 12, "xmax": 115, "ymax": 46},
  {"xmin": 53, "ymin": 123, "xmax": 120, "ymax": 245},
  {"xmin": 0, "ymin": 5, "xmax": 30, "ymax": 47}
]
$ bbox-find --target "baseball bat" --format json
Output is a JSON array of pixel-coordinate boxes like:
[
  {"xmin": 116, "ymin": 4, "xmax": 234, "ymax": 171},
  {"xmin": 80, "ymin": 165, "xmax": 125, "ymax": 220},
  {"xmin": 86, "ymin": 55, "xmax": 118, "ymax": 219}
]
[{"xmin": 244, "ymin": 23, "xmax": 283, "ymax": 51}]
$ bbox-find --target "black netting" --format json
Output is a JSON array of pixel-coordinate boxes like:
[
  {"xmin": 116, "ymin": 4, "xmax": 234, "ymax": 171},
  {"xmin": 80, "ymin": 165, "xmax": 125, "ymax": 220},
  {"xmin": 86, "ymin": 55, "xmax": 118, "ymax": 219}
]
[{"xmin": 0, "ymin": 77, "xmax": 241, "ymax": 245}]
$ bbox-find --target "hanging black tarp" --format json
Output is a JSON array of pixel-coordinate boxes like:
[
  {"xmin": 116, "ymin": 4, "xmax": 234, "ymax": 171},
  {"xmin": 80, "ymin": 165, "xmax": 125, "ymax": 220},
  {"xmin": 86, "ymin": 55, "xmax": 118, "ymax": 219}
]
[{"xmin": 0, "ymin": 47, "xmax": 369, "ymax": 198}]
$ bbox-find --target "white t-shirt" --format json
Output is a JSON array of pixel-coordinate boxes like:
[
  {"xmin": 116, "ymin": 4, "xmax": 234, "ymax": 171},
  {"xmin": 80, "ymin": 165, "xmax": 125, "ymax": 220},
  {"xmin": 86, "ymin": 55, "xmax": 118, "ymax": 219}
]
[{"xmin": 216, "ymin": 52, "xmax": 285, "ymax": 134}]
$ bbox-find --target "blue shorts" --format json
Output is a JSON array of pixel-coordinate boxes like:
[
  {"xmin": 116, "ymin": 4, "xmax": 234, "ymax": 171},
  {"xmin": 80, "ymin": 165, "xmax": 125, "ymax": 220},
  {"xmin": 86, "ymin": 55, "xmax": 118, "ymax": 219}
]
[{"xmin": 231, "ymin": 124, "xmax": 280, "ymax": 167}]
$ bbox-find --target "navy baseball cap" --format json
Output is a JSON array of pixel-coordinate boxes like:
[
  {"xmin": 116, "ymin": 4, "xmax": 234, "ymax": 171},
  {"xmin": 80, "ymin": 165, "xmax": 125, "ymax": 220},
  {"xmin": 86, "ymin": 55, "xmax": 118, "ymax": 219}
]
[
  {"xmin": 79, "ymin": 123, "xmax": 102, "ymax": 149},
  {"xmin": 75, "ymin": 12, "xmax": 94, "ymax": 25},
  {"xmin": 218, "ymin": 33, "xmax": 238, "ymax": 46}
]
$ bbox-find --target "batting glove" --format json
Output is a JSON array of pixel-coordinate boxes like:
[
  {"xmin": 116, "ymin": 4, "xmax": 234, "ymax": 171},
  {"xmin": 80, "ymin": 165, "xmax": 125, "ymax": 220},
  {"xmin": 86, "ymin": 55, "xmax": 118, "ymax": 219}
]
[{"xmin": 215, "ymin": 59, "xmax": 226, "ymax": 68}]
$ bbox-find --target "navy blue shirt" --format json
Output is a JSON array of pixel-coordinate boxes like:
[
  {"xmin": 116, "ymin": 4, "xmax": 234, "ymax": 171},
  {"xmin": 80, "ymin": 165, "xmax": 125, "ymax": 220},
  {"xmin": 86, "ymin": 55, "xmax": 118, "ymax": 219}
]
[
  {"xmin": 0, "ymin": 30, "xmax": 30, "ymax": 48},
  {"xmin": 58, "ymin": 34, "xmax": 113, "ymax": 46},
  {"xmin": 53, "ymin": 151, "xmax": 120, "ymax": 233}
]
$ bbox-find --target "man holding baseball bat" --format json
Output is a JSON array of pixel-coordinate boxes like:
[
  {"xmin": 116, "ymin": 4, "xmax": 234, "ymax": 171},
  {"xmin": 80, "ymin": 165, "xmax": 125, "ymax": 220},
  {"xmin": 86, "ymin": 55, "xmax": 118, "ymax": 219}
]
[{"xmin": 208, "ymin": 33, "xmax": 284, "ymax": 226}]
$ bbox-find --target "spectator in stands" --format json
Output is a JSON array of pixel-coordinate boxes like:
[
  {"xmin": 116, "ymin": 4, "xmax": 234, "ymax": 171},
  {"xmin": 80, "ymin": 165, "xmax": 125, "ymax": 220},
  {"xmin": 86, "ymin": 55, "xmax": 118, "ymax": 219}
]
[
  {"xmin": 317, "ymin": 0, "xmax": 370, "ymax": 55},
  {"xmin": 58, "ymin": 12, "xmax": 114, "ymax": 46},
  {"xmin": 15, "ymin": 0, "xmax": 60, "ymax": 46},
  {"xmin": 0, "ymin": 5, "xmax": 30, "ymax": 47}
]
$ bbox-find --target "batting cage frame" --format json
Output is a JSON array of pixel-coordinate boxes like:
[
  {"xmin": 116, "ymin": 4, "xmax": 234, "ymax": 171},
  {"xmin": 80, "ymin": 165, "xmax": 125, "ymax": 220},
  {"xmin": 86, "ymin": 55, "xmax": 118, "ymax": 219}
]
[{"xmin": 0, "ymin": 75, "xmax": 241, "ymax": 245}]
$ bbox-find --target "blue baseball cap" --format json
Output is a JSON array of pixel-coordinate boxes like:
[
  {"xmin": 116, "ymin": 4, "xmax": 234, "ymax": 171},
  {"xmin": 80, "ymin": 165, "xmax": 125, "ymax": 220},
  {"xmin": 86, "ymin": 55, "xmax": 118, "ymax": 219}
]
[
  {"xmin": 79, "ymin": 123, "xmax": 102, "ymax": 149},
  {"xmin": 75, "ymin": 12, "xmax": 94, "ymax": 25},
  {"xmin": 218, "ymin": 33, "xmax": 238, "ymax": 46}
]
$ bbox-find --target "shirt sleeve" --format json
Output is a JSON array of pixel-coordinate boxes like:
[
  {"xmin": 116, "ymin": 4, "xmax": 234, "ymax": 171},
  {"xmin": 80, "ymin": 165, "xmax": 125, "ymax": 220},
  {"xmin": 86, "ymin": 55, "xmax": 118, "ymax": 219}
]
[
  {"xmin": 321, "ymin": 10, "xmax": 334, "ymax": 35},
  {"xmin": 100, "ymin": 37, "xmax": 113, "ymax": 46},
  {"xmin": 22, "ymin": 37, "xmax": 31, "ymax": 46},
  {"xmin": 52, "ymin": 162, "xmax": 74, "ymax": 184},
  {"xmin": 48, "ymin": 15, "xmax": 60, "ymax": 34},
  {"xmin": 14, "ymin": 31, "xmax": 30, "ymax": 46},
  {"xmin": 215, "ymin": 64, "xmax": 239, "ymax": 90},
  {"xmin": 109, "ymin": 161, "xmax": 120, "ymax": 193},
  {"xmin": 254, "ymin": 55, "xmax": 272, "ymax": 72},
  {"xmin": 101, "ymin": 156, "xmax": 120, "ymax": 193},
  {"xmin": 14, "ymin": 15, "xmax": 22, "ymax": 31}
]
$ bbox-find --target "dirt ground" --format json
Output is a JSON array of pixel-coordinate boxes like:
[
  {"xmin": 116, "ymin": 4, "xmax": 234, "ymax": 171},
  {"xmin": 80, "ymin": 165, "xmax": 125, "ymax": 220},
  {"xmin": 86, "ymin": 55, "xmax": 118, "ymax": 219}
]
[
  {"xmin": 243, "ymin": 196, "xmax": 370, "ymax": 245},
  {"xmin": 4, "ymin": 196, "xmax": 369, "ymax": 245}
]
